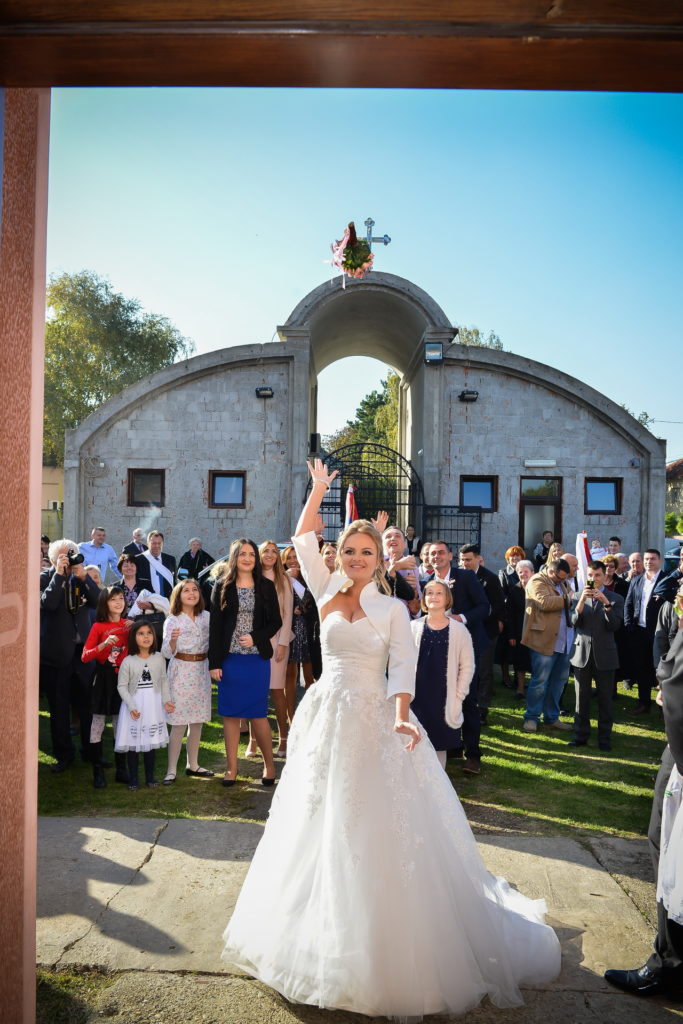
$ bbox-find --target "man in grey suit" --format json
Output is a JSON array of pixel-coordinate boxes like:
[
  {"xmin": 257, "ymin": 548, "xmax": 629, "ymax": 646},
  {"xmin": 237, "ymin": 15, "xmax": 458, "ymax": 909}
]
[{"xmin": 568, "ymin": 560, "xmax": 624, "ymax": 752}]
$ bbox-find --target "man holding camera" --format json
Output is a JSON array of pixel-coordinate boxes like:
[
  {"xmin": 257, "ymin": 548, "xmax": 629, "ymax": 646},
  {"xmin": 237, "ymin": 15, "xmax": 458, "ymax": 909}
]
[
  {"xmin": 40, "ymin": 539, "xmax": 100, "ymax": 773},
  {"xmin": 568, "ymin": 560, "xmax": 624, "ymax": 752}
]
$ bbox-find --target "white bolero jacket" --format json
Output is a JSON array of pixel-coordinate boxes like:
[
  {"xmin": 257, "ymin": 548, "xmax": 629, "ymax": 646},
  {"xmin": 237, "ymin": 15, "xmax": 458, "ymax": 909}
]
[
  {"xmin": 292, "ymin": 531, "xmax": 417, "ymax": 700},
  {"xmin": 410, "ymin": 618, "xmax": 475, "ymax": 729}
]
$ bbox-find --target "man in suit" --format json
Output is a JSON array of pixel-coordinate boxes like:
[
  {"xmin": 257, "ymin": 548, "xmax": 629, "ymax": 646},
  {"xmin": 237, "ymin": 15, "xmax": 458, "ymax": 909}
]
[
  {"xmin": 429, "ymin": 539, "xmax": 489, "ymax": 773},
  {"xmin": 135, "ymin": 530, "xmax": 177, "ymax": 599},
  {"xmin": 458, "ymin": 543, "xmax": 505, "ymax": 725},
  {"xmin": 122, "ymin": 528, "xmax": 148, "ymax": 557},
  {"xmin": 40, "ymin": 539, "xmax": 100, "ymax": 772},
  {"xmin": 568, "ymin": 560, "xmax": 624, "ymax": 752},
  {"xmin": 521, "ymin": 557, "xmax": 574, "ymax": 734},
  {"xmin": 653, "ymin": 552, "xmax": 683, "ymax": 605},
  {"xmin": 605, "ymin": 621, "xmax": 683, "ymax": 997},
  {"xmin": 624, "ymin": 548, "xmax": 666, "ymax": 714}
]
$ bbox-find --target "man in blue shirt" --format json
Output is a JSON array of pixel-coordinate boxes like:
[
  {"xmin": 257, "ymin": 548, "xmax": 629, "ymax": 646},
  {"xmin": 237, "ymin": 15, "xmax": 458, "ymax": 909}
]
[{"xmin": 78, "ymin": 527, "xmax": 121, "ymax": 582}]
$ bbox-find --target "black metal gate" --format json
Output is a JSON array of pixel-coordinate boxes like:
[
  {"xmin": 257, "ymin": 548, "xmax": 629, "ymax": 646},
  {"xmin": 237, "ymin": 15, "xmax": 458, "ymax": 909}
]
[
  {"xmin": 306, "ymin": 442, "xmax": 424, "ymax": 538},
  {"xmin": 423, "ymin": 505, "xmax": 481, "ymax": 552},
  {"xmin": 306, "ymin": 443, "xmax": 481, "ymax": 551}
]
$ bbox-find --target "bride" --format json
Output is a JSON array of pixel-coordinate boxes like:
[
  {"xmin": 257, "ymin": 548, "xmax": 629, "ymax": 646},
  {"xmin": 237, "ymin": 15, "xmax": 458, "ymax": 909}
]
[{"xmin": 222, "ymin": 460, "xmax": 561, "ymax": 1019}]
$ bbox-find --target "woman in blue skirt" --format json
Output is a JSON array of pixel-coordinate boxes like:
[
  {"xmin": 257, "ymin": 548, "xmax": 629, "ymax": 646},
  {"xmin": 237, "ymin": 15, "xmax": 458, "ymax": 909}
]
[{"xmin": 209, "ymin": 538, "xmax": 281, "ymax": 787}]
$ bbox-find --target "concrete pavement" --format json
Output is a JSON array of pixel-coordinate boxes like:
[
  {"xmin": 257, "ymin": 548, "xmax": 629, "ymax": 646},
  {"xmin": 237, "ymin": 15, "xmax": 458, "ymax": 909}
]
[{"xmin": 37, "ymin": 817, "xmax": 683, "ymax": 1023}]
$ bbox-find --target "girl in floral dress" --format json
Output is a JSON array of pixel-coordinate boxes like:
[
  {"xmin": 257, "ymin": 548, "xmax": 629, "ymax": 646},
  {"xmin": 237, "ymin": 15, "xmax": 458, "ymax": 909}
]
[{"xmin": 161, "ymin": 579, "xmax": 213, "ymax": 784}]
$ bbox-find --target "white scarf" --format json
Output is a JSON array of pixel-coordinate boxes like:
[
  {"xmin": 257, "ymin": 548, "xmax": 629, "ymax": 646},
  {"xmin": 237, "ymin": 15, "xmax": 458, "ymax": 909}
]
[
  {"xmin": 290, "ymin": 576, "xmax": 306, "ymax": 601},
  {"xmin": 142, "ymin": 550, "xmax": 174, "ymax": 593}
]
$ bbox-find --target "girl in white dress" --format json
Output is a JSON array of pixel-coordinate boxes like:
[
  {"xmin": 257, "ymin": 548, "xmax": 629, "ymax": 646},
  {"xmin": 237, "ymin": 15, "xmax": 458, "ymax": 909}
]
[
  {"xmin": 161, "ymin": 579, "xmax": 213, "ymax": 784},
  {"xmin": 222, "ymin": 460, "xmax": 561, "ymax": 1020},
  {"xmin": 116, "ymin": 621, "xmax": 173, "ymax": 790}
]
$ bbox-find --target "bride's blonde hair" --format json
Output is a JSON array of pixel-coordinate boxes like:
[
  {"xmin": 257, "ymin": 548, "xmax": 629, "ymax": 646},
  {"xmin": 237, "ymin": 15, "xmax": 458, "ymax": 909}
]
[{"xmin": 336, "ymin": 520, "xmax": 391, "ymax": 595}]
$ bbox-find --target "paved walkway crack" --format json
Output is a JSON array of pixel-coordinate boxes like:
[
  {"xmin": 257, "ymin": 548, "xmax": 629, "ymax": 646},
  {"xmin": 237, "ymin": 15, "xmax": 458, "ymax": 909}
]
[{"xmin": 54, "ymin": 820, "xmax": 170, "ymax": 968}]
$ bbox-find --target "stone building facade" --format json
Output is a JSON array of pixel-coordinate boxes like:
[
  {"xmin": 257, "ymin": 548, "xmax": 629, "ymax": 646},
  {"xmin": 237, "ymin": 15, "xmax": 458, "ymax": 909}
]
[{"xmin": 64, "ymin": 273, "xmax": 666, "ymax": 567}]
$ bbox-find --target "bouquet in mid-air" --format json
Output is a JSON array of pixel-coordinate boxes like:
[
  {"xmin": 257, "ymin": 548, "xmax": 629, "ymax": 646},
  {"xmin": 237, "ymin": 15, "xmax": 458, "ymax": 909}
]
[{"xmin": 329, "ymin": 221, "xmax": 374, "ymax": 284}]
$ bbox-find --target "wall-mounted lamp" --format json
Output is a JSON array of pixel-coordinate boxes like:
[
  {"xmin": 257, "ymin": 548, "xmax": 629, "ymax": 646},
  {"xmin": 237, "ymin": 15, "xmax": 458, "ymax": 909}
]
[
  {"xmin": 255, "ymin": 386, "xmax": 274, "ymax": 399},
  {"xmin": 458, "ymin": 390, "xmax": 479, "ymax": 403},
  {"xmin": 424, "ymin": 342, "xmax": 443, "ymax": 365}
]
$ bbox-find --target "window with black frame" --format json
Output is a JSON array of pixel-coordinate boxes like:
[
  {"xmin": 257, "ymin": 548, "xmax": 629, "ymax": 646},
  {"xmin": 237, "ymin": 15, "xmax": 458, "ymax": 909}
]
[
  {"xmin": 209, "ymin": 471, "xmax": 246, "ymax": 508},
  {"xmin": 127, "ymin": 468, "xmax": 165, "ymax": 507},
  {"xmin": 585, "ymin": 478, "xmax": 622, "ymax": 515}
]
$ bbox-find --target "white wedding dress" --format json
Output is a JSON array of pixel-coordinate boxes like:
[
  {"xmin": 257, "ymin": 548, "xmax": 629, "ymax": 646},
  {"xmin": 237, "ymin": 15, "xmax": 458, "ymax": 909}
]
[{"xmin": 222, "ymin": 536, "xmax": 561, "ymax": 1020}]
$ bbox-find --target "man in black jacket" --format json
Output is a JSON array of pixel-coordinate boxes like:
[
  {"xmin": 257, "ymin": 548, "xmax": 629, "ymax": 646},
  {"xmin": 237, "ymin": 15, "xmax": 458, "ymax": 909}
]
[
  {"xmin": 121, "ymin": 528, "xmax": 147, "ymax": 557},
  {"xmin": 568, "ymin": 560, "xmax": 624, "ymax": 752},
  {"xmin": 458, "ymin": 543, "xmax": 505, "ymax": 725},
  {"xmin": 624, "ymin": 549, "xmax": 666, "ymax": 713},
  {"xmin": 135, "ymin": 530, "xmax": 177, "ymax": 599},
  {"xmin": 40, "ymin": 539, "xmax": 100, "ymax": 772},
  {"xmin": 605, "ymin": 622, "xmax": 683, "ymax": 997}
]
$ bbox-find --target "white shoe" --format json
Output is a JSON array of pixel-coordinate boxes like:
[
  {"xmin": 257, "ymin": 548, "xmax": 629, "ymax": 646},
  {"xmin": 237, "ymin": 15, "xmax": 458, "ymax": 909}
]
[{"xmin": 522, "ymin": 720, "xmax": 537, "ymax": 732}]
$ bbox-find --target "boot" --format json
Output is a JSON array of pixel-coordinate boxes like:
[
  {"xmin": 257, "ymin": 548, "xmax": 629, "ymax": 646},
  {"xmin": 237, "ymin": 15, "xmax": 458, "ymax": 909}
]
[
  {"xmin": 91, "ymin": 741, "xmax": 107, "ymax": 789},
  {"xmin": 114, "ymin": 752, "xmax": 130, "ymax": 784},
  {"xmin": 143, "ymin": 751, "xmax": 159, "ymax": 787},
  {"xmin": 126, "ymin": 751, "xmax": 139, "ymax": 791}
]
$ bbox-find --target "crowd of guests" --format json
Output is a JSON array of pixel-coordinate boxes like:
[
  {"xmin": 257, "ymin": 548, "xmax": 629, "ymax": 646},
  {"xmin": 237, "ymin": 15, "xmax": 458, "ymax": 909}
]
[
  {"xmin": 39, "ymin": 522, "xmax": 675, "ymax": 788},
  {"xmin": 38, "ymin": 515, "xmax": 683, "ymax": 1001}
]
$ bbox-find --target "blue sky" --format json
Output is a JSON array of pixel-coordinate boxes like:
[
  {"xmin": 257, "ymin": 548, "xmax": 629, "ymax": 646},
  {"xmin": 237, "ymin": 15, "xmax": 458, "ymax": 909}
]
[{"xmin": 47, "ymin": 88, "xmax": 683, "ymax": 454}]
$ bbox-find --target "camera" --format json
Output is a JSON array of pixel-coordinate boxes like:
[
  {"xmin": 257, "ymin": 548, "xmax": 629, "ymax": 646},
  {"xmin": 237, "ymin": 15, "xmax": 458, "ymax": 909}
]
[
  {"xmin": 67, "ymin": 550, "xmax": 85, "ymax": 566},
  {"xmin": 586, "ymin": 579, "xmax": 595, "ymax": 590}
]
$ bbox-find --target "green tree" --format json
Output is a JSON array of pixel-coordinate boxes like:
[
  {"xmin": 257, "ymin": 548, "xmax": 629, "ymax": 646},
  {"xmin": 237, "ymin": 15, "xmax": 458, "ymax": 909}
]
[
  {"xmin": 374, "ymin": 372, "xmax": 400, "ymax": 450},
  {"xmin": 666, "ymin": 511, "xmax": 678, "ymax": 535},
  {"xmin": 457, "ymin": 326, "xmax": 504, "ymax": 350},
  {"xmin": 619, "ymin": 403, "xmax": 654, "ymax": 428},
  {"xmin": 43, "ymin": 271, "xmax": 194, "ymax": 464},
  {"xmin": 323, "ymin": 370, "xmax": 400, "ymax": 452}
]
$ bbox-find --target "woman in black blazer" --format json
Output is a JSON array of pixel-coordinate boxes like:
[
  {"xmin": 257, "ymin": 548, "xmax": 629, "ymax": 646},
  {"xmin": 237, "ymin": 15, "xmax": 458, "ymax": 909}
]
[{"xmin": 209, "ymin": 539, "xmax": 281, "ymax": 787}]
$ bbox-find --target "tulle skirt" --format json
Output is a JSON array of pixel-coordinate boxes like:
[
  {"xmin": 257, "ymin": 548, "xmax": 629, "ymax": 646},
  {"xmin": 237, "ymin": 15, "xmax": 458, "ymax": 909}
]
[
  {"xmin": 222, "ymin": 670, "xmax": 561, "ymax": 1019},
  {"xmin": 114, "ymin": 688, "xmax": 169, "ymax": 752}
]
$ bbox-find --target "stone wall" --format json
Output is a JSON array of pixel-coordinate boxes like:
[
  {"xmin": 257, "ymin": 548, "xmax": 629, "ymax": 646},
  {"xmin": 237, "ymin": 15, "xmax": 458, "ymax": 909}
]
[
  {"xmin": 437, "ymin": 352, "xmax": 666, "ymax": 565},
  {"xmin": 67, "ymin": 356, "xmax": 297, "ymax": 561}
]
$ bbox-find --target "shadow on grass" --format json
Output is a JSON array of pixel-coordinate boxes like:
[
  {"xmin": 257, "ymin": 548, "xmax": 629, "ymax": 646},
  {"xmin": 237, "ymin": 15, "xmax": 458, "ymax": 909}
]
[{"xmin": 37, "ymin": 966, "xmax": 114, "ymax": 1024}]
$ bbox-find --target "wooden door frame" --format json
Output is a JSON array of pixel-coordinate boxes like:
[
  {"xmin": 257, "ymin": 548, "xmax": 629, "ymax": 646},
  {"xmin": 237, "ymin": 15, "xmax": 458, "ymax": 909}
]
[{"xmin": 2, "ymin": 4, "xmax": 682, "ymax": 1023}]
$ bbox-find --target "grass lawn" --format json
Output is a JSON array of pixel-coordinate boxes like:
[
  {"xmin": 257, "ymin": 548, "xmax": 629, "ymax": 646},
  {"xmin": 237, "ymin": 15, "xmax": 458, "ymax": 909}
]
[{"xmin": 38, "ymin": 676, "xmax": 665, "ymax": 838}]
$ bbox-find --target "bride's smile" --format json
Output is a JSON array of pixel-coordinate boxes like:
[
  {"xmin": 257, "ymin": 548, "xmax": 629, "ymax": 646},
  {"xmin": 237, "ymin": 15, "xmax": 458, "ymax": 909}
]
[{"xmin": 340, "ymin": 539, "xmax": 379, "ymax": 583}]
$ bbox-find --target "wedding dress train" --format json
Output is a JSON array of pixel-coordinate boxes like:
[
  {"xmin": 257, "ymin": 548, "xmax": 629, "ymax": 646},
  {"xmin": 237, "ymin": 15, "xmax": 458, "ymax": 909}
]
[{"xmin": 223, "ymin": 604, "xmax": 561, "ymax": 1019}]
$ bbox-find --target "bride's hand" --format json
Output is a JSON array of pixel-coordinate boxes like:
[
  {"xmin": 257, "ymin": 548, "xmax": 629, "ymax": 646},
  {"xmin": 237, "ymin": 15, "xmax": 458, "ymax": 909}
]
[
  {"xmin": 307, "ymin": 458, "xmax": 338, "ymax": 490},
  {"xmin": 394, "ymin": 720, "xmax": 421, "ymax": 751}
]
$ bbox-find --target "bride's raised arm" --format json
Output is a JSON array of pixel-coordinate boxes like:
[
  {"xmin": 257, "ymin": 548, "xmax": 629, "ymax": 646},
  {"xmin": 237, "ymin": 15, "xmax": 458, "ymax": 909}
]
[{"xmin": 294, "ymin": 459, "xmax": 338, "ymax": 538}]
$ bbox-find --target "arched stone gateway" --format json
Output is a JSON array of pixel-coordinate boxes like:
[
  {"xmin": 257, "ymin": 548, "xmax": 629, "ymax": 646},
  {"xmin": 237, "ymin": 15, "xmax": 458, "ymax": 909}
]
[{"xmin": 65, "ymin": 272, "xmax": 665, "ymax": 563}]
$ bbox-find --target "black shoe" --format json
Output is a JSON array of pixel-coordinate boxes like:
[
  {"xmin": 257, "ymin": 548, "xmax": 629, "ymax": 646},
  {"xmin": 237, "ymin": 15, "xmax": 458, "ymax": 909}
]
[
  {"xmin": 599, "ymin": 742, "xmax": 612, "ymax": 752},
  {"xmin": 568, "ymin": 739, "xmax": 588, "ymax": 747},
  {"xmin": 604, "ymin": 965, "xmax": 664, "ymax": 996},
  {"xmin": 146, "ymin": 780, "xmax": 160, "ymax": 787},
  {"xmin": 50, "ymin": 758, "xmax": 74, "ymax": 774},
  {"xmin": 261, "ymin": 776, "xmax": 276, "ymax": 787},
  {"xmin": 221, "ymin": 777, "xmax": 236, "ymax": 787},
  {"xmin": 185, "ymin": 767, "xmax": 215, "ymax": 777},
  {"xmin": 93, "ymin": 765, "xmax": 107, "ymax": 789}
]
